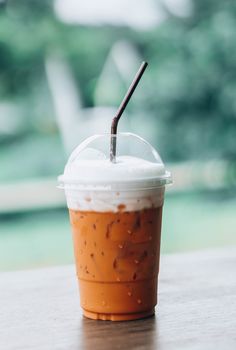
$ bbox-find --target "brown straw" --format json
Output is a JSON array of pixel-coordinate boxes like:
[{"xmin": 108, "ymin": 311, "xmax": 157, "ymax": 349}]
[{"xmin": 110, "ymin": 61, "xmax": 148, "ymax": 162}]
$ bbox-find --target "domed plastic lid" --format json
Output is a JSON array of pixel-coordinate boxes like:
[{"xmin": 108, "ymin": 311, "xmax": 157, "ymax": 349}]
[{"xmin": 58, "ymin": 133, "xmax": 172, "ymax": 191}]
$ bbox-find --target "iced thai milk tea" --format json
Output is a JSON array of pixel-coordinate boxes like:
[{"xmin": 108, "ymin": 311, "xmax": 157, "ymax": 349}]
[{"xmin": 59, "ymin": 133, "xmax": 171, "ymax": 321}]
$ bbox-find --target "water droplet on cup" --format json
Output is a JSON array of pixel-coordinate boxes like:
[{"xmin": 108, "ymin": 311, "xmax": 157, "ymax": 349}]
[{"xmin": 113, "ymin": 259, "xmax": 117, "ymax": 269}]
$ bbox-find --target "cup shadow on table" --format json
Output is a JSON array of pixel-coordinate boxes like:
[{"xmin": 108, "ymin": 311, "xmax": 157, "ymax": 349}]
[{"xmin": 81, "ymin": 314, "xmax": 159, "ymax": 350}]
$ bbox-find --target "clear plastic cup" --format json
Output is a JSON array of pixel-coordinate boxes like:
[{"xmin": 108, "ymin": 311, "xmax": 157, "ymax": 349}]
[{"xmin": 58, "ymin": 132, "xmax": 171, "ymax": 321}]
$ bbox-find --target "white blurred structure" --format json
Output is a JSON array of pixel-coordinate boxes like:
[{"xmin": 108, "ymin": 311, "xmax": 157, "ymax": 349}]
[
  {"xmin": 45, "ymin": 42, "xmax": 142, "ymax": 154},
  {"xmin": 45, "ymin": 53, "xmax": 120, "ymax": 154},
  {"xmin": 162, "ymin": 0, "xmax": 192, "ymax": 17},
  {"xmin": 94, "ymin": 41, "xmax": 142, "ymax": 106},
  {"xmin": 54, "ymin": 0, "xmax": 192, "ymax": 30},
  {"xmin": 54, "ymin": 0, "xmax": 166, "ymax": 30}
]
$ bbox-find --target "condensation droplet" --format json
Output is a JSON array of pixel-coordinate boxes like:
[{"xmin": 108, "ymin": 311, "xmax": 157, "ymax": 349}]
[
  {"xmin": 113, "ymin": 259, "xmax": 117, "ymax": 269},
  {"xmin": 117, "ymin": 204, "xmax": 126, "ymax": 211},
  {"xmin": 118, "ymin": 244, "xmax": 123, "ymax": 249},
  {"xmin": 127, "ymin": 230, "xmax": 132, "ymax": 234},
  {"xmin": 137, "ymin": 299, "xmax": 142, "ymax": 304},
  {"xmin": 116, "ymin": 277, "xmax": 121, "ymax": 282},
  {"xmin": 128, "ymin": 291, "xmax": 132, "ymax": 297},
  {"xmin": 149, "ymin": 236, "xmax": 152, "ymax": 241},
  {"xmin": 134, "ymin": 259, "xmax": 139, "ymax": 264}
]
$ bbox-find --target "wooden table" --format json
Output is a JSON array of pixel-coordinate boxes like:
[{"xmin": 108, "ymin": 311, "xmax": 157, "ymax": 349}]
[{"xmin": 1, "ymin": 248, "xmax": 236, "ymax": 350}]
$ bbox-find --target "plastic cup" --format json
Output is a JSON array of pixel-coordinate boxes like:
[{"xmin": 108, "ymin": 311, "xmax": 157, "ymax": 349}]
[{"xmin": 58, "ymin": 133, "xmax": 171, "ymax": 321}]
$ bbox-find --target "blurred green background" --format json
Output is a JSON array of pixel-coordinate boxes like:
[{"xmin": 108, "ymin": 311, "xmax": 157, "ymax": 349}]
[{"xmin": 0, "ymin": 0, "xmax": 236, "ymax": 271}]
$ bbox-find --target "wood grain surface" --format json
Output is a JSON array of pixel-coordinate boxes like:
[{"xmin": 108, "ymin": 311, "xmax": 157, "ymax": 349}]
[{"xmin": 0, "ymin": 248, "xmax": 236, "ymax": 350}]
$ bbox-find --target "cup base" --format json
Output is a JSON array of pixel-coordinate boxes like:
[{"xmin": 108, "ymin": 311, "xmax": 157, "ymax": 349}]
[{"xmin": 83, "ymin": 308, "xmax": 155, "ymax": 321}]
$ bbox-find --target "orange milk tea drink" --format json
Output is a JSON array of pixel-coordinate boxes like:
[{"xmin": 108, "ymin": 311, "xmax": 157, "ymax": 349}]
[{"xmin": 59, "ymin": 133, "xmax": 171, "ymax": 321}]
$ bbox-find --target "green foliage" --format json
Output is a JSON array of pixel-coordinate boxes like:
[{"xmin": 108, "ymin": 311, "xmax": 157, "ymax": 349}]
[{"xmin": 142, "ymin": 0, "xmax": 236, "ymax": 160}]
